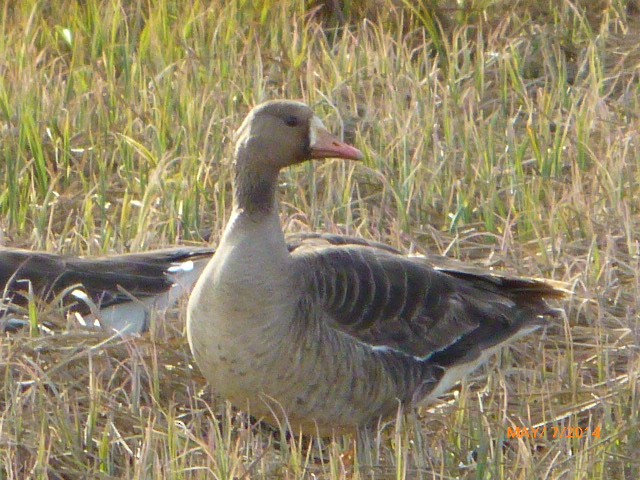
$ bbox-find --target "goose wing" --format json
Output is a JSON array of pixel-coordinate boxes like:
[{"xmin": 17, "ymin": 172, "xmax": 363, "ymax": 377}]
[
  {"xmin": 292, "ymin": 240, "xmax": 564, "ymax": 363},
  {"xmin": 0, "ymin": 247, "xmax": 215, "ymax": 312}
]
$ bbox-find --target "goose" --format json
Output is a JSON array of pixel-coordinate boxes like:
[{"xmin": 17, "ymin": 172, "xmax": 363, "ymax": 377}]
[
  {"xmin": 187, "ymin": 100, "xmax": 566, "ymax": 436},
  {"xmin": 1, "ymin": 246, "xmax": 215, "ymax": 334}
]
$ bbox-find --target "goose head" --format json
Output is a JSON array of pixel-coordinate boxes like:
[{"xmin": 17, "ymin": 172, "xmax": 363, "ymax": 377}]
[{"xmin": 234, "ymin": 100, "xmax": 363, "ymax": 173}]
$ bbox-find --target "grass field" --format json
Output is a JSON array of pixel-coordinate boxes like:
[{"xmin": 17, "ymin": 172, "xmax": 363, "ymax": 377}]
[{"xmin": 1, "ymin": 0, "xmax": 639, "ymax": 478}]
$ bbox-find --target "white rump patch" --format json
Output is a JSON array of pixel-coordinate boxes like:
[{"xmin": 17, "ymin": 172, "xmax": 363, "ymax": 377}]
[
  {"xmin": 167, "ymin": 260, "xmax": 194, "ymax": 273},
  {"xmin": 71, "ymin": 289, "xmax": 91, "ymax": 304}
]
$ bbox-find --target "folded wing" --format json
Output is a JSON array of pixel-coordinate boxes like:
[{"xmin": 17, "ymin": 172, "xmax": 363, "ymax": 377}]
[
  {"xmin": 293, "ymin": 239, "xmax": 563, "ymax": 366},
  {"xmin": 0, "ymin": 247, "xmax": 215, "ymax": 332}
]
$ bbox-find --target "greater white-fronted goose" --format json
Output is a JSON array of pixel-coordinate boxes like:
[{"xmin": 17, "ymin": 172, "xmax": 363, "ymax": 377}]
[
  {"xmin": 187, "ymin": 100, "xmax": 565, "ymax": 435},
  {"xmin": 1, "ymin": 247, "xmax": 214, "ymax": 333}
]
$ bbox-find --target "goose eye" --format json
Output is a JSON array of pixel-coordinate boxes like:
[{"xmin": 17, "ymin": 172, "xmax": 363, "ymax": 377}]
[{"xmin": 284, "ymin": 115, "xmax": 299, "ymax": 127}]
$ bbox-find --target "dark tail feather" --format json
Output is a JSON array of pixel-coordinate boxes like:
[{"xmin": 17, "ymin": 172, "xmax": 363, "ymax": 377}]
[{"xmin": 428, "ymin": 271, "xmax": 567, "ymax": 368}]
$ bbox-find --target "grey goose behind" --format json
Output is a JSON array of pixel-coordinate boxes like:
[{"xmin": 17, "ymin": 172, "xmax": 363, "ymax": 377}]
[{"xmin": 1, "ymin": 247, "xmax": 215, "ymax": 334}]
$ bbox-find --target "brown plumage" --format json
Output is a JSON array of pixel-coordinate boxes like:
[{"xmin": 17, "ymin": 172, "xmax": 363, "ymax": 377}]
[{"xmin": 187, "ymin": 100, "xmax": 566, "ymax": 435}]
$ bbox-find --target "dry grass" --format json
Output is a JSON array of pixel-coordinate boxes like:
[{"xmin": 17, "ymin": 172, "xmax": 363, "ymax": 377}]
[{"xmin": 1, "ymin": 0, "xmax": 639, "ymax": 478}]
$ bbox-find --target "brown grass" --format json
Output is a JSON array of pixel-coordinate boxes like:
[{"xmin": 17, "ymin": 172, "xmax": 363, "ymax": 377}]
[{"xmin": 0, "ymin": 0, "xmax": 639, "ymax": 477}]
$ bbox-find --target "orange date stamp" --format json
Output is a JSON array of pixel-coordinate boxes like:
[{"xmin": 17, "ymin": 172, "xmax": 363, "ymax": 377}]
[{"xmin": 507, "ymin": 425, "xmax": 602, "ymax": 440}]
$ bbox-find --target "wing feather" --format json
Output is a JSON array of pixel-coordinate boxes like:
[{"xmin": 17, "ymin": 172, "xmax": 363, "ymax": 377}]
[
  {"xmin": 292, "ymin": 240, "xmax": 564, "ymax": 363},
  {"xmin": 0, "ymin": 247, "xmax": 215, "ymax": 312}
]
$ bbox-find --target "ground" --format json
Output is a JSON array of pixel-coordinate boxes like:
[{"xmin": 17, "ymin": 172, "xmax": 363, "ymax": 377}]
[{"xmin": 0, "ymin": 1, "xmax": 638, "ymax": 478}]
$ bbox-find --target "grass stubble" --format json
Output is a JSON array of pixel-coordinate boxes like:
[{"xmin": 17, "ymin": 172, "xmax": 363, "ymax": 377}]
[{"xmin": 0, "ymin": 0, "xmax": 639, "ymax": 478}]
